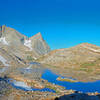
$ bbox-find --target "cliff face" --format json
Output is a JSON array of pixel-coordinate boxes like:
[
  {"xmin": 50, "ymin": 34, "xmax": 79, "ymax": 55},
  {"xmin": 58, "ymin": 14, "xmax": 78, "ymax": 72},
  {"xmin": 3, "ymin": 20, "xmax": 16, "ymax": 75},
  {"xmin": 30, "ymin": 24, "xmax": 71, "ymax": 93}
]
[
  {"xmin": 30, "ymin": 32, "xmax": 50, "ymax": 55},
  {"xmin": 24, "ymin": 32, "xmax": 50, "ymax": 56},
  {"xmin": 0, "ymin": 25, "xmax": 50, "ymax": 61}
]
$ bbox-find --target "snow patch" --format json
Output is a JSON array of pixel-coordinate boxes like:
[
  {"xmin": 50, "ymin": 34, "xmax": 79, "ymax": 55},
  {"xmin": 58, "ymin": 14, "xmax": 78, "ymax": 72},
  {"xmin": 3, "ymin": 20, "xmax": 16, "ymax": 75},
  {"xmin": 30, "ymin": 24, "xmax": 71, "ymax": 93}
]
[
  {"xmin": 0, "ymin": 55, "xmax": 9, "ymax": 66},
  {"xmin": 26, "ymin": 65, "xmax": 32, "ymax": 69},
  {"xmin": 24, "ymin": 39, "xmax": 32, "ymax": 50},
  {"xmin": 34, "ymin": 57, "xmax": 37, "ymax": 60},
  {"xmin": 0, "ymin": 37, "xmax": 9, "ymax": 45}
]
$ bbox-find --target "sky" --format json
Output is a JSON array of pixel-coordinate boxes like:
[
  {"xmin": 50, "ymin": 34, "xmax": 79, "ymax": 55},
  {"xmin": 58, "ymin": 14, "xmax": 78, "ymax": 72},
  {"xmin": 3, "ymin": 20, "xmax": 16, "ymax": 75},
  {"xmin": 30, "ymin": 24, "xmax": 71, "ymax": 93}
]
[{"xmin": 0, "ymin": 0, "xmax": 100, "ymax": 50}]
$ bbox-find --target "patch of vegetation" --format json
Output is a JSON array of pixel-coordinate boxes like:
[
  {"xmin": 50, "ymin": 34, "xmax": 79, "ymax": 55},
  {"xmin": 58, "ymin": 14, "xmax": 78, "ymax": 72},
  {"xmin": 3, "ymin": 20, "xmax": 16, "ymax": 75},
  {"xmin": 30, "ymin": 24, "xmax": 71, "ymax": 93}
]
[
  {"xmin": 46, "ymin": 85, "xmax": 60, "ymax": 93},
  {"xmin": 79, "ymin": 67, "xmax": 88, "ymax": 71},
  {"xmin": 27, "ymin": 56, "xmax": 35, "ymax": 61},
  {"xmin": 79, "ymin": 60, "xmax": 100, "ymax": 73},
  {"xmin": 81, "ymin": 62, "xmax": 95, "ymax": 67},
  {"xmin": 79, "ymin": 67, "xmax": 94, "ymax": 73}
]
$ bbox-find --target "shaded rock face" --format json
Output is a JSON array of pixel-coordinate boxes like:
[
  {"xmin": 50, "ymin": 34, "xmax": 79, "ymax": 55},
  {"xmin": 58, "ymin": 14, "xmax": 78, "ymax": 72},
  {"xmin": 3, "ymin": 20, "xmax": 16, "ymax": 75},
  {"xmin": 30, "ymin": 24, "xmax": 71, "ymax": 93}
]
[
  {"xmin": 0, "ymin": 25, "xmax": 50, "ymax": 60},
  {"xmin": 30, "ymin": 33, "xmax": 50, "ymax": 55},
  {"xmin": 0, "ymin": 25, "xmax": 25, "ymax": 45},
  {"xmin": 0, "ymin": 77, "xmax": 12, "ymax": 98}
]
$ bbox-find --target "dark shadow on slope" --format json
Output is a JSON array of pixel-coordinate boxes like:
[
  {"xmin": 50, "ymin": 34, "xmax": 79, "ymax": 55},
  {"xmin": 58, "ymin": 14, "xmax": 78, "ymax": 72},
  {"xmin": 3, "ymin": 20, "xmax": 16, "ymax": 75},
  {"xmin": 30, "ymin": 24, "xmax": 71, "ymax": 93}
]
[
  {"xmin": 55, "ymin": 92, "xmax": 100, "ymax": 100},
  {"xmin": 0, "ymin": 76, "xmax": 12, "ymax": 97}
]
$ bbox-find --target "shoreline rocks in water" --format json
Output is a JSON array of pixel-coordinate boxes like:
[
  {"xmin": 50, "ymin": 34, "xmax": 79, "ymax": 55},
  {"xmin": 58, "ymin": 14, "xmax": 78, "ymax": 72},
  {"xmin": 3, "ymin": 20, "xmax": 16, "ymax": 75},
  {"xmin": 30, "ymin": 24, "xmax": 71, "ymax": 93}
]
[{"xmin": 1, "ymin": 77, "xmax": 100, "ymax": 100}]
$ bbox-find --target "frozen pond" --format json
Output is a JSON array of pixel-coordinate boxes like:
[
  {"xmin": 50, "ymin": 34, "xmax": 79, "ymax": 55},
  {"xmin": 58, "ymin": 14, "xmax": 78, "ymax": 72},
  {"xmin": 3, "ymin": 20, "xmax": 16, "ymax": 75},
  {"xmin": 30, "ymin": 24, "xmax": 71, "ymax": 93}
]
[{"xmin": 8, "ymin": 79, "xmax": 55, "ymax": 93}]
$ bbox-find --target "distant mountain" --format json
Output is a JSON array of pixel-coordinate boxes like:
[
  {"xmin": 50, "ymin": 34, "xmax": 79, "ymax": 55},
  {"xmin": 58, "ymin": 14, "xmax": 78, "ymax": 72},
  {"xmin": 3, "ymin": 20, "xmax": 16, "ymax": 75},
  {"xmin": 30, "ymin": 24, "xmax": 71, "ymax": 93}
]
[
  {"xmin": 1, "ymin": 25, "xmax": 100, "ymax": 73},
  {"xmin": 0, "ymin": 25, "xmax": 50, "ymax": 62},
  {"xmin": 38, "ymin": 43, "xmax": 100, "ymax": 68}
]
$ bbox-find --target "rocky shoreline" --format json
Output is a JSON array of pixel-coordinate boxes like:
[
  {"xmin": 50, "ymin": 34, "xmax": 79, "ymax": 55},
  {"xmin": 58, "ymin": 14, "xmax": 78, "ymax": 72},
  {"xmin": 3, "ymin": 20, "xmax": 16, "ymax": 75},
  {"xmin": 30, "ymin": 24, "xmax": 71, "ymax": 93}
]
[{"xmin": 1, "ymin": 75, "xmax": 100, "ymax": 100}]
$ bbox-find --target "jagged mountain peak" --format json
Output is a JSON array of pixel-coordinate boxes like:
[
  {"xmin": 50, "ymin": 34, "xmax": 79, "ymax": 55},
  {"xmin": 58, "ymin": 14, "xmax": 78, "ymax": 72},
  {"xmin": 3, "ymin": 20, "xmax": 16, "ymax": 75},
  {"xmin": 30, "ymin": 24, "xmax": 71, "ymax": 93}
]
[
  {"xmin": 0, "ymin": 25, "xmax": 6, "ymax": 36},
  {"xmin": 35, "ymin": 32, "xmax": 42, "ymax": 37},
  {"xmin": 0, "ymin": 25, "xmax": 43, "ymax": 40},
  {"xmin": 0, "ymin": 25, "xmax": 15, "ymax": 33},
  {"xmin": 29, "ymin": 32, "xmax": 43, "ymax": 40},
  {"xmin": 0, "ymin": 25, "xmax": 25, "ymax": 39},
  {"xmin": 0, "ymin": 24, "xmax": 6, "ymax": 29},
  {"xmin": 0, "ymin": 25, "xmax": 50, "ymax": 59},
  {"xmin": 0, "ymin": 24, "xmax": 6, "ymax": 30},
  {"xmin": 27, "ymin": 32, "xmax": 50, "ymax": 55}
]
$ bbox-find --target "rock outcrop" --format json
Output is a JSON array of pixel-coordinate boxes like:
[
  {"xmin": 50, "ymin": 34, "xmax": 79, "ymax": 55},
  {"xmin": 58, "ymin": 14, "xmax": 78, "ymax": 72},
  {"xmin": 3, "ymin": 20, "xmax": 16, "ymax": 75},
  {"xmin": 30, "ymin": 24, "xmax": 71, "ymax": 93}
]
[{"xmin": 0, "ymin": 25, "xmax": 50, "ymax": 62}]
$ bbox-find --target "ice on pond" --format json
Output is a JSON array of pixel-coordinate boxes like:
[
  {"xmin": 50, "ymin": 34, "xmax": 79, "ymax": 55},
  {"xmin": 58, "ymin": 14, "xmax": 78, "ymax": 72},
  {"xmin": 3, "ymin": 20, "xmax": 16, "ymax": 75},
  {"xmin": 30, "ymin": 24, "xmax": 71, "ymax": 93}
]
[{"xmin": 13, "ymin": 81, "xmax": 32, "ymax": 90}]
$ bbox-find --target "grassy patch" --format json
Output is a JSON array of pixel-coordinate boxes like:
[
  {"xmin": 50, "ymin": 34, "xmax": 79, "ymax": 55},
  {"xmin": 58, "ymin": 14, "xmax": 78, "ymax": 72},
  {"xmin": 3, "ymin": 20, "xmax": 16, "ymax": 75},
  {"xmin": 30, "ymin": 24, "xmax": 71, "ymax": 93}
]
[
  {"xmin": 27, "ymin": 56, "xmax": 35, "ymax": 61},
  {"xmin": 81, "ymin": 63, "xmax": 95, "ymax": 67},
  {"xmin": 46, "ymin": 85, "xmax": 60, "ymax": 93},
  {"xmin": 79, "ymin": 62, "xmax": 96, "ymax": 73}
]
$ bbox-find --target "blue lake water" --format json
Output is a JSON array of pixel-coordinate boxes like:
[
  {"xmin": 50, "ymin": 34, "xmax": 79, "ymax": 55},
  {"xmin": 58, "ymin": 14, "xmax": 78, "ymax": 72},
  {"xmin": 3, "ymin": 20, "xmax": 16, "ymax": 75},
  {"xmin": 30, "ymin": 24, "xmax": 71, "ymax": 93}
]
[
  {"xmin": 42, "ymin": 69, "xmax": 100, "ymax": 93},
  {"xmin": 3, "ymin": 61, "xmax": 100, "ymax": 93}
]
